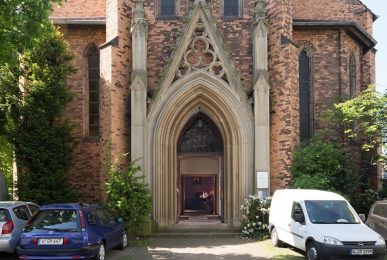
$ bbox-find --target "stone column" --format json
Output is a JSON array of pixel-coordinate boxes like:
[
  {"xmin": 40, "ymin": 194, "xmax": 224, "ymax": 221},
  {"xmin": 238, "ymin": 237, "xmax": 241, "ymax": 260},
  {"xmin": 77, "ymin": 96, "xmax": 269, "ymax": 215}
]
[
  {"xmin": 130, "ymin": 0, "xmax": 148, "ymax": 175},
  {"xmin": 253, "ymin": 0, "xmax": 270, "ymax": 198}
]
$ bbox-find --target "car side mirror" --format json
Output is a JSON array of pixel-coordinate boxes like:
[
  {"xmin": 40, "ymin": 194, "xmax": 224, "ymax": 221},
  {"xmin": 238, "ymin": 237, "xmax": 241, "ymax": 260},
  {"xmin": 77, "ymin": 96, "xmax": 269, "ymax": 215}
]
[
  {"xmin": 358, "ymin": 214, "xmax": 366, "ymax": 223},
  {"xmin": 294, "ymin": 212, "xmax": 305, "ymax": 224}
]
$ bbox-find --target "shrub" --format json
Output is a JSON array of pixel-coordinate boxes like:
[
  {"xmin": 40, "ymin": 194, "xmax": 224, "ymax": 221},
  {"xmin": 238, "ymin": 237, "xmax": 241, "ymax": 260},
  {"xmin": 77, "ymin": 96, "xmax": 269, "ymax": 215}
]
[
  {"xmin": 240, "ymin": 195, "xmax": 270, "ymax": 239},
  {"xmin": 291, "ymin": 135, "xmax": 359, "ymax": 198},
  {"xmin": 104, "ymin": 151, "xmax": 152, "ymax": 228}
]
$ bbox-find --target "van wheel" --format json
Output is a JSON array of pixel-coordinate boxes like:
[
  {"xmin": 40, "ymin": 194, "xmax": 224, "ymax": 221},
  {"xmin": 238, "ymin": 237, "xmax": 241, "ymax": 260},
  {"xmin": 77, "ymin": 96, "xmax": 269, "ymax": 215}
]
[
  {"xmin": 306, "ymin": 241, "xmax": 320, "ymax": 260},
  {"xmin": 94, "ymin": 243, "xmax": 105, "ymax": 260},
  {"xmin": 271, "ymin": 227, "xmax": 283, "ymax": 247}
]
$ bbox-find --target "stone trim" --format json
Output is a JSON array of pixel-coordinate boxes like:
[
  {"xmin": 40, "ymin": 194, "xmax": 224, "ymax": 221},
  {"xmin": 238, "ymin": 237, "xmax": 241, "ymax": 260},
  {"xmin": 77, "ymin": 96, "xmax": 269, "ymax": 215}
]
[{"xmin": 50, "ymin": 17, "xmax": 106, "ymax": 25}]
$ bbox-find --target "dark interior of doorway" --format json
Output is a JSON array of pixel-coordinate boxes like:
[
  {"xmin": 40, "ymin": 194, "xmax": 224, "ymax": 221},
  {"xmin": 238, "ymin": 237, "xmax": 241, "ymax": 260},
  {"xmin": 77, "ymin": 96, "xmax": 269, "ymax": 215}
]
[{"xmin": 180, "ymin": 175, "xmax": 220, "ymax": 221}]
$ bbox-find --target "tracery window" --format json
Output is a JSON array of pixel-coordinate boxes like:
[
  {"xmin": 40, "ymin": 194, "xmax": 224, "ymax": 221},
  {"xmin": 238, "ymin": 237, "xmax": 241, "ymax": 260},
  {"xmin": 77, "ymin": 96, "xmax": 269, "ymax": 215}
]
[
  {"xmin": 349, "ymin": 53, "xmax": 356, "ymax": 98},
  {"xmin": 178, "ymin": 114, "xmax": 223, "ymax": 153},
  {"xmin": 299, "ymin": 49, "xmax": 313, "ymax": 141},
  {"xmin": 87, "ymin": 45, "xmax": 100, "ymax": 137}
]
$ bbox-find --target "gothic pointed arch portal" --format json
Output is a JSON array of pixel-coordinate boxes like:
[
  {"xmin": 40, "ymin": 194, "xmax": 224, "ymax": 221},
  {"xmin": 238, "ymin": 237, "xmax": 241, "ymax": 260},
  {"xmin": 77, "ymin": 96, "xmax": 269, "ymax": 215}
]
[{"xmin": 146, "ymin": 72, "xmax": 254, "ymax": 228}]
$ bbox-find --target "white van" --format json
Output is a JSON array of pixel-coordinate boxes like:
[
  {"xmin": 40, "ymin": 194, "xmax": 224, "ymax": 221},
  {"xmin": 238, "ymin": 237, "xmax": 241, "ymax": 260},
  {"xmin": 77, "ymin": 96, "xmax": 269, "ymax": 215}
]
[{"xmin": 269, "ymin": 189, "xmax": 386, "ymax": 260}]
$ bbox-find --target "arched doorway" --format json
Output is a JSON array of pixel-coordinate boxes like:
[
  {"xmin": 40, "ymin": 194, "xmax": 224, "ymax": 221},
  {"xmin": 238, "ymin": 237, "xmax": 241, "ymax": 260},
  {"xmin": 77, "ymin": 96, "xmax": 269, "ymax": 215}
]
[{"xmin": 177, "ymin": 113, "xmax": 223, "ymax": 221}]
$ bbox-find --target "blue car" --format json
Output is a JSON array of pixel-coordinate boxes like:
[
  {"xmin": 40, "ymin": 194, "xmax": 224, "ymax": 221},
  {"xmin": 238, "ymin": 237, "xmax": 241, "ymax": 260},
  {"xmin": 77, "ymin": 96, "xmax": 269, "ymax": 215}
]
[{"xmin": 17, "ymin": 203, "xmax": 127, "ymax": 260}]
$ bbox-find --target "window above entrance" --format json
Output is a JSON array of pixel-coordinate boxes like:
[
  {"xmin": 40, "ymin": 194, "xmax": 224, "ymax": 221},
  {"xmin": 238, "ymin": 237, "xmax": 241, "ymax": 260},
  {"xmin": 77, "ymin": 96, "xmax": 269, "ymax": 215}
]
[{"xmin": 178, "ymin": 114, "xmax": 223, "ymax": 153}]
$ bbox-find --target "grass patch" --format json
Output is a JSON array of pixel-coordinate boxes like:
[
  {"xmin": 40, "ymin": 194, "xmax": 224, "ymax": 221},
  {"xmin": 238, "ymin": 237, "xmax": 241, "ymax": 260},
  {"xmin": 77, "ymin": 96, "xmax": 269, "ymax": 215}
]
[
  {"xmin": 258, "ymin": 239, "xmax": 305, "ymax": 260},
  {"xmin": 127, "ymin": 238, "xmax": 150, "ymax": 247}
]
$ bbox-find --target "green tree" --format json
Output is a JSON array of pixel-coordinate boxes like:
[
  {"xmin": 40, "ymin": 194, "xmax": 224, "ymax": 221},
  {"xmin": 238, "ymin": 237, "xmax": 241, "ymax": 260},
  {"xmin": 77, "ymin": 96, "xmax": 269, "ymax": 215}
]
[
  {"xmin": 0, "ymin": 0, "xmax": 61, "ymax": 66},
  {"xmin": 0, "ymin": 27, "xmax": 77, "ymax": 204},
  {"xmin": 291, "ymin": 136, "xmax": 359, "ymax": 197},
  {"xmin": 326, "ymin": 87, "xmax": 387, "ymax": 164}
]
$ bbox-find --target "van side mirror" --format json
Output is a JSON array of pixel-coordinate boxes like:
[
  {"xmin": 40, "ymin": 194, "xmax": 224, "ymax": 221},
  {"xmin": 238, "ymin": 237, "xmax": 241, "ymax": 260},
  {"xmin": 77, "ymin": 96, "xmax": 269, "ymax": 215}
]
[
  {"xmin": 294, "ymin": 212, "xmax": 305, "ymax": 224},
  {"xmin": 358, "ymin": 214, "xmax": 366, "ymax": 223}
]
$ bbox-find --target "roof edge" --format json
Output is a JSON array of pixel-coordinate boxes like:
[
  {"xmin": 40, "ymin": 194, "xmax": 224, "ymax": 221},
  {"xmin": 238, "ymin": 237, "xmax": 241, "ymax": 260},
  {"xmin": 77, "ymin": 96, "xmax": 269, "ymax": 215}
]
[
  {"xmin": 50, "ymin": 17, "xmax": 106, "ymax": 25},
  {"xmin": 293, "ymin": 20, "xmax": 377, "ymax": 53}
]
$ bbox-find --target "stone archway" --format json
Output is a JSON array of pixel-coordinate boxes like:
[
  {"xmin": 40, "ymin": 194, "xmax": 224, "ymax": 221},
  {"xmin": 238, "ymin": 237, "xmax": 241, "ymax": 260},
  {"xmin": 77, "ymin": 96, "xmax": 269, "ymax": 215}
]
[
  {"xmin": 177, "ymin": 113, "xmax": 223, "ymax": 221},
  {"xmin": 146, "ymin": 72, "xmax": 254, "ymax": 229}
]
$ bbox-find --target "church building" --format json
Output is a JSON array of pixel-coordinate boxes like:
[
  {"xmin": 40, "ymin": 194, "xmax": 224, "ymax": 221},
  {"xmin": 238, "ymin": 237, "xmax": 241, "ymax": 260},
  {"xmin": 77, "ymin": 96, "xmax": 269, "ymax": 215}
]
[{"xmin": 50, "ymin": 0, "xmax": 377, "ymax": 228}]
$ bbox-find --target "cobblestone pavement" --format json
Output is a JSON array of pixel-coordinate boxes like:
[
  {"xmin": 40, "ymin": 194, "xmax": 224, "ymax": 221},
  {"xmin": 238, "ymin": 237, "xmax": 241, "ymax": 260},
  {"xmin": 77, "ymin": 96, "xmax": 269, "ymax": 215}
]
[
  {"xmin": 107, "ymin": 237, "xmax": 300, "ymax": 260},
  {"xmin": 0, "ymin": 238, "xmax": 304, "ymax": 260}
]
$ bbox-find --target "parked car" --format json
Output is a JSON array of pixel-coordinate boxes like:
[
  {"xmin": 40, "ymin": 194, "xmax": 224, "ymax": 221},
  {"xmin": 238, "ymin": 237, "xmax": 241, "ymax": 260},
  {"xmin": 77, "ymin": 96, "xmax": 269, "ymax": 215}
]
[
  {"xmin": 269, "ymin": 189, "xmax": 386, "ymax": 260},
  {"xmin": 17, "ymin": 203, "xmax": 127, "ymax": 260},
  {"xmin": 366, "ymin": 200, "xmax": 387, "ymax": 242},
  {"xmin": 0, "ymin": 201, "xmax": 39, "ymax": 253}
]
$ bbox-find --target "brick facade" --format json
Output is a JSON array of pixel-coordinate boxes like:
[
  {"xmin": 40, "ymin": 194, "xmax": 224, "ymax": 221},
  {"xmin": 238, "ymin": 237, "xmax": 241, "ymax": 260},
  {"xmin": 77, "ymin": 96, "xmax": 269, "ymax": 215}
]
[{"xmin": 52, "ymin": 0, "xmax": 377, "ymax": 204}]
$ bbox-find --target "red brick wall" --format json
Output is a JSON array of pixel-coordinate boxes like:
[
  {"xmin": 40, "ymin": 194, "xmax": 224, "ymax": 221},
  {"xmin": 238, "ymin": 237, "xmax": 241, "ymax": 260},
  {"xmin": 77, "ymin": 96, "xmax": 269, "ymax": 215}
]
[
  {"xmin": 51, "ymin": 0, "xmax": 105, "ymax": 18},
  {"xmin": 100, "ymin": 0, "xmax": 132, "ymax": 174},
  {"xmin": 56, "ymin": 0, "xmax": 378, "ymax": 200},
  {"xmin": 58, "ymin": 24, "xmax": 106, "ymax": 202},
  {"xmin": 267, "ymin": 0, "xmax": 299, "ymax": 192},
  {"xmin": 292, "ymin": 0, "xmax": 374, "ymax": 34}
]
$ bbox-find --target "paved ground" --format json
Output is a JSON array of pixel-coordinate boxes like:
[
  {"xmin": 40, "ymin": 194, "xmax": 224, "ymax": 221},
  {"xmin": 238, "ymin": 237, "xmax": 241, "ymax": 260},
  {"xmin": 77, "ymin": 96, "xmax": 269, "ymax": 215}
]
[
  {"xmin": 108, "ymin": 237, "xmax": 305, "ymax": 260},
  {"xmin": 0, "ymin": 238, "xmax": 305, "ymax": 260},
  {"xmin": 3, "ymin": 237, "xmax": 386, "ymax": 260}
]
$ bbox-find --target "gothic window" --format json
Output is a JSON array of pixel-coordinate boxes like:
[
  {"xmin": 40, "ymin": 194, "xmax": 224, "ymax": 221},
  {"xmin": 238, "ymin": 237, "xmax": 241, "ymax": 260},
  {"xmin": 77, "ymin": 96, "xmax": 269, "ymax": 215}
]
[
  {"xmin": 223, "ymin": 0, "xmax": 242, "ymax": 18},
  {"xmin": 178, "ymin": 114, "xmax": 223, "ymax": 154},
  {"xmin": 349, "ymin": 53, "xmax": 356, "ymax": 98},
  {"xmin": 87, "ymin": 45, "xmax": 100, "ymax": 137},
  {"xmin": 299, "ymin": 49, "xmax": 313, "ymax": 142},
  {"xmin": 158, "ymin": 0, "xmax": 177, "ymax": 17}
]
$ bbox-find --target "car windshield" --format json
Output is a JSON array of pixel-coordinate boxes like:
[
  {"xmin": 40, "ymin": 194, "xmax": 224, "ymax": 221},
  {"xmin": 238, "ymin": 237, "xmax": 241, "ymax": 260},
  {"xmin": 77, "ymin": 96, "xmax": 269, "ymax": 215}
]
[
  {"xmin": 25, "ymin": 209, "xmax": 79, "ymax": 232},
  {"xmin": 305, "ymin": 200, "xmax": 359, "ymax": 224}
]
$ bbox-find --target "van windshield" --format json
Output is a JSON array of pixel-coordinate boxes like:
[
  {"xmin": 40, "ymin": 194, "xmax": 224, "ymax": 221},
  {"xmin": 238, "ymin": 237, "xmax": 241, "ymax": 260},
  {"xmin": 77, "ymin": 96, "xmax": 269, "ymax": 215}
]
[{"xmin": 305, "ymin": 200, "xmax": 359, "ymax": 224}]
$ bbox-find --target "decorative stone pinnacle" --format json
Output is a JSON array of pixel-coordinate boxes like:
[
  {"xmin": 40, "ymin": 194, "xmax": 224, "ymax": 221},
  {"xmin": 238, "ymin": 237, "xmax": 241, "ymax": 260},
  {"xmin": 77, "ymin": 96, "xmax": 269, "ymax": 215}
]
[
  {"xmin": 134, "ymin": 0, "xmax": 145, "ymax": 19},
  {"xmin": 194, "ymin": 0, "xmax": 207, "ymax": 6},
  {"xmin": 254, "ymin": 0, "xmax": 266, "ymax": 22}
]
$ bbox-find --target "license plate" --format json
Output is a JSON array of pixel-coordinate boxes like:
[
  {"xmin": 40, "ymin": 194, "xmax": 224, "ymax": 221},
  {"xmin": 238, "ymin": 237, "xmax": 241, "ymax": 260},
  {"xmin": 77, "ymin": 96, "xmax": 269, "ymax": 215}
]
[
  {"xmin": 350, "ymin": 249, "xmax": 373, "ymax": 255},
  {"xmin": 38, "ymin": 238, "xmax": 63, "ymax": 245}
]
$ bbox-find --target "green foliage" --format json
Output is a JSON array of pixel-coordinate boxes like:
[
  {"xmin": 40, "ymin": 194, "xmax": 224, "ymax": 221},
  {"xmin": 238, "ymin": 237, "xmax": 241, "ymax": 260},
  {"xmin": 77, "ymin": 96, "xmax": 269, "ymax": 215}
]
[
  {"xmin": 326, "ymin": 87, "xmax": 387, "ymax": 164},
  {"xmin": 290, "ymin": 136, "xmax": 359, "ymax": 197},
  {"xmin": 104, "ymin": 150, "xmax": 153, "ymax": 227},
  {"xmin": 0, "ymin": 0, "xmax": 61, "ymax": 66},
  {"xmin": 241, "ymin": 195, "xmax": 270, "ymax": 239},
  {"xmin": 0, "ymin": 27, "xmax": 77, "ymax": 204},
  {"xmin": 0, "ymin": 136, "xmax": 12, "ymax": 195},
  {"xmin": 352, "ymin": 189, "xmax": 380, "ymax": 215}
]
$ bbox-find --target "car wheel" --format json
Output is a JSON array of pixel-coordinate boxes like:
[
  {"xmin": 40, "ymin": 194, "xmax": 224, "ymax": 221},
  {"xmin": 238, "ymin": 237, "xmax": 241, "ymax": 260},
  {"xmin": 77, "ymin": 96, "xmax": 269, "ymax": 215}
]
[
  {"xmin": 94, "ymin": 243, "xmax": 105, "ymax": 260},
  {"xmin": 117, "ymin": 231, "xmax": 128, "ymax": 250},
  {"xmin": 306, "ymin": 241, "xmax": 320, "ymax": 260},
  {"xmin": 271, "ymin": 227, "xmax": 283, "ymax": 247}
]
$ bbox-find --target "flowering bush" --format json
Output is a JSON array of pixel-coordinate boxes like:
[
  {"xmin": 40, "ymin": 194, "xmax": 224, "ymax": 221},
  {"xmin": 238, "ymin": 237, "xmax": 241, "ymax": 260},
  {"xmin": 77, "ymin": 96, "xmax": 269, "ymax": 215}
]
[{"xmin": 240, "ymin": 195, "xmax": 270, "ymax": 239}]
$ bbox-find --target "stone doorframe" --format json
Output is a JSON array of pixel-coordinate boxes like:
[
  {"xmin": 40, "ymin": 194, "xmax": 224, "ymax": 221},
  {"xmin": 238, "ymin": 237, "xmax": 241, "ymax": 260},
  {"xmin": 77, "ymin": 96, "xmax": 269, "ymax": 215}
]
[{"xmin": 146, "ymin": 72, "xmax": 254, "ymax": 229}]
